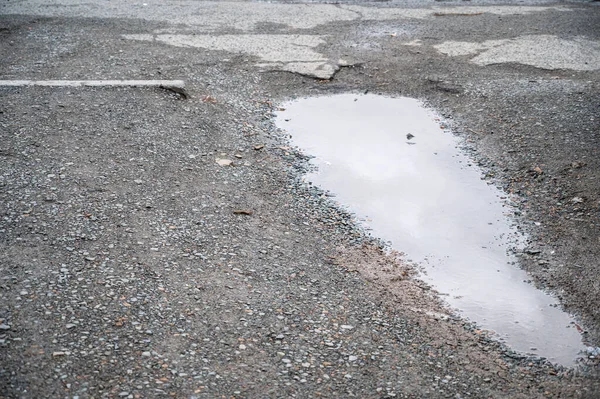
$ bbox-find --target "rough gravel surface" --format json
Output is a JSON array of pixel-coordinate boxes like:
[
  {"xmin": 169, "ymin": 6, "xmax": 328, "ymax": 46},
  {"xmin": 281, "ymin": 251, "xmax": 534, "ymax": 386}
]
[{"xmin": 1, "ymin": 1, "xmax": 600, "ymax": 398}]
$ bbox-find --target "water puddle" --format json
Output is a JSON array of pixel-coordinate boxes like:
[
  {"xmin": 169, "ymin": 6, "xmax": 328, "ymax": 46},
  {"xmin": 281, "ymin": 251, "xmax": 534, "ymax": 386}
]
[{"xmin": 275, "ymin": 93, "xmax": 585, "ymax": 365}]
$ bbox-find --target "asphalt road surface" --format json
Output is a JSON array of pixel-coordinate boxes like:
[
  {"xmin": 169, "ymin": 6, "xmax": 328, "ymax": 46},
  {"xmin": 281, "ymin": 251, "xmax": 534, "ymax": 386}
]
[{"xmin": 1, "ymin": 1, "xmax": 599, "ymax": 398}]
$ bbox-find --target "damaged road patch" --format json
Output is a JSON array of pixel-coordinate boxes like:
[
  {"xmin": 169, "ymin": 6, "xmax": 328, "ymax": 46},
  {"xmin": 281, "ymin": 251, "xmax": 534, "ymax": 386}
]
[
  {"xmin": 124, "ymin": 34, "xmax": 342, "ymax": 79},
  {"xmin": 434, "ymin": 35, "xmax": 600, "ymax": 71}
]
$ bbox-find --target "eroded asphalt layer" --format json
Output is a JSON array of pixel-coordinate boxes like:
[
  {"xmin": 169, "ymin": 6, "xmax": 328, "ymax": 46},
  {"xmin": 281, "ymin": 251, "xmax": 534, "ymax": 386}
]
[{"xmin": 1, "ymin": 1, "xmax": 599, "ymax": 398}]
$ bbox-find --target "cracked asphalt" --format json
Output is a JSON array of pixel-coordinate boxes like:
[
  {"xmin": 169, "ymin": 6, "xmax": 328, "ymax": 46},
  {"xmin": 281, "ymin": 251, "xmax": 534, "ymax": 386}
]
[{"xmin": 1, "ymin": 1, "xmax": 599, "ymax": 398}]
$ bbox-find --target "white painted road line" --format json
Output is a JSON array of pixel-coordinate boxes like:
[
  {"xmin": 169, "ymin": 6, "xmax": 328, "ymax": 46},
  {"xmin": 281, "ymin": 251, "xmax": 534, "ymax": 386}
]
[{"xmin": 0, "ymin": 80, "xmax": 186, "ymax": 88}]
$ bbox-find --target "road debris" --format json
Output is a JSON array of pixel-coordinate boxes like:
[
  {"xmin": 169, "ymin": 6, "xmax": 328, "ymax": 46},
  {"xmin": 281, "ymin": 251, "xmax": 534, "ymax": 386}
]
[{"xmin": 233, "ymin": 209, "xmax": 253, "ymax": 215}]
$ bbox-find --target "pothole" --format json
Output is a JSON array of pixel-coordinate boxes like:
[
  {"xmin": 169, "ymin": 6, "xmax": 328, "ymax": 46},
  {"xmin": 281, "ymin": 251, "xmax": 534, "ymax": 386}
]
[{"xmin": 275, "ymin": 93, "xmax": 585, "ymax": 365}]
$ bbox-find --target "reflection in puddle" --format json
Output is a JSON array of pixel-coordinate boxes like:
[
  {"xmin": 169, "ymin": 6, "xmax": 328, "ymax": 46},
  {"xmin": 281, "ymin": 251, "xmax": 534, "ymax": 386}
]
[{"xmin": 275, "ymin": 94, "xmax": 584, "ymax": 365}]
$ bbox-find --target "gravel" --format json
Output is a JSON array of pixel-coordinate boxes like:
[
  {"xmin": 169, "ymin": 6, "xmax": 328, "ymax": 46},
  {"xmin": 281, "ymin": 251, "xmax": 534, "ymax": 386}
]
[{"xmin": 1, "ymin": 2, "xmax": 600, "ymax": 398}]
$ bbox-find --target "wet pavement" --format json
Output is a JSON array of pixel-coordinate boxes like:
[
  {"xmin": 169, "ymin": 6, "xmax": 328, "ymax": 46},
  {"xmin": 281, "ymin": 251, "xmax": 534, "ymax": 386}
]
[{"xmin": 276, "ymin": 93, "xmax": 586, "ymax": 365}]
